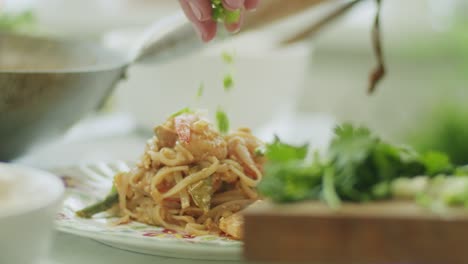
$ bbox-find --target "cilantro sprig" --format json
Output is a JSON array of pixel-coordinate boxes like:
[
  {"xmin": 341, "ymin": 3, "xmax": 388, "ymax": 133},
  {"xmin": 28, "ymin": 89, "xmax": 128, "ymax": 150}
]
[
  {"xmin": 259, "ymin": 123, "xmax": 462, "ymax": 208},
  {"xmin": 216, "ymin": 107, "xmax": 230, "ymax": 134}
]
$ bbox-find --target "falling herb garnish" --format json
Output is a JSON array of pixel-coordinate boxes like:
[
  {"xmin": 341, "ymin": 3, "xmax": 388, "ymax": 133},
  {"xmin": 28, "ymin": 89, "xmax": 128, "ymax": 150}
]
[
  {"xmin": 368, "ymin": 0, "xmax": 385, "ymax": 94},
  {"xmin": 222, "ymin": 51, "xmax": 234, "ymax": 64},
  {"xmin": 211, "ymin": 0, "xmax": 241, "ymax": 24},
  {"xmin": 170, "ymin": 107, "xmax": 193, "ymax": 118},
  {"xmin": 196, "ymin": 83, "xmax": 204, "ymax": 100},
  {"xmin": 216, "ymin": 107, "xmax": 230, "ymax": 134},
  {"xmin": 223, "ymin": 74, "xmax": 234, "ymax": 92}
]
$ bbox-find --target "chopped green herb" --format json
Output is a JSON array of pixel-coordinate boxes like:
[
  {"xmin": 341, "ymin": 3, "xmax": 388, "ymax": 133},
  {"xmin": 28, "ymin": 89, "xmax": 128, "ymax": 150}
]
[
  {"xmin": 421, "ymin": 151, "xmax": 453, "ymax": 176},
  {"xmin": 225, "ymin": 9, "xmax": 241, "ymax": 24},
  {"xmin": 76, "ymin": 189, "xmax": 118, "ymax": 218},
  {"xmin": 170, "ymin": 107, "xmax": 193, "ymax": 118},
  {"xmin": 265, "ymin": 136, "xmax": 308, "ymax": 163},
  {"xmin": 211, "ymin": 0, "xmax": 241, "ymax": 24},
  {"xmin": 196, "ymin": 83, "xmax": 204, "ymax": 100},
  {"xmin": 223, "ymin": 74, "xmax": 234, "ymax": 91},
  {"xmin": 222, "ymin": 51, "xmax": 234, "ymax": 64},
  {"xmin": 216, "ymin": 107, "xmax": 230, "ymax": 134}
]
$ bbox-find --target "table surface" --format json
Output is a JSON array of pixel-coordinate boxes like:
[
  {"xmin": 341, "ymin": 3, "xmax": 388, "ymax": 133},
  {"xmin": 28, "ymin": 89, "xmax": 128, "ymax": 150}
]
[{"xmin": 47, "ymin": 233, "xmax": 239, "ymax": 264}]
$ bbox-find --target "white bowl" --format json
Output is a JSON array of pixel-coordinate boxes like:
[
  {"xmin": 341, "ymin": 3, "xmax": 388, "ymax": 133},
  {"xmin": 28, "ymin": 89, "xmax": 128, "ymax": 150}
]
[
  {"xmin": 0, "ymin": 163, "xmax": 64, "ymax": 264},
  {"xmin": 105, "ymin": 30, "xmax": 311, "ymax": 130}
]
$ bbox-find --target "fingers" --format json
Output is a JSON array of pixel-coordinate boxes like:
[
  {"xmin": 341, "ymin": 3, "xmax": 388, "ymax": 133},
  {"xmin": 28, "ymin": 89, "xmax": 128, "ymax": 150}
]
[
  {"xmin": 179, "ymin": 0, "xmax": 260, "ymax": 41},
  {"xmin": 222, "ymin": 0, "xmax": 245, "ymax": 11},
  {"xmin": 224, "ymin": 11, "xmax": 244, "ymax": 33},
  {"xmin": 180, "ymin": 0, "xmax": 213, "ymax": 21},
  {"xmin": 244, "ymin": 0, "xmax": 260, "ymax": 10},
  {"xmin": 179, "ymin": 0, "xmax": 217, "ymax": 42},
  {"xmin": 195, "ymin": 20, "xmax": 217, "ymax": 42}
]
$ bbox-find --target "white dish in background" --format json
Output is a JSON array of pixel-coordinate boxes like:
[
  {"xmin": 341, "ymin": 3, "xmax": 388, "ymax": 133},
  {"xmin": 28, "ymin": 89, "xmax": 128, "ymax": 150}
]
[
  {"xmin": 32, "ymin": 0, "xmax": 178, "ymax": 37},
  {"xmin": 104, "ymin": 30, "xmax": 311, "ymax": 131},
  {"xmin": 53, "ymin": 161, "xmax": 242, "ymax": 261},
  {"xmin": 0, "ymin": 163, "xmax": 64, "ymax": 264}
]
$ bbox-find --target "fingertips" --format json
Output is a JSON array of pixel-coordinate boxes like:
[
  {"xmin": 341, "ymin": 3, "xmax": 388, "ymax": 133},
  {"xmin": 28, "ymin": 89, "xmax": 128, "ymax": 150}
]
[
  {"xmin": 179, "ymin": 0, "xmax": 213, "ymax": 22},
  {"xmin": 195, "ymin": 20, "xmax": 218, "ymax": 42},
  {"xmin": 244, "ymin": 0, "xmax": 260, "ymax": 10},
  {"xmin": 180, "ymin": 0, "xmax": 217, "ymax": 42},
  {"xmin": 224, "ymin": 11, "xmax": 244, "ymax": 33},
  {"xmin": 222, "ymin": 0, "xmax": 245, "ymax": 11}
]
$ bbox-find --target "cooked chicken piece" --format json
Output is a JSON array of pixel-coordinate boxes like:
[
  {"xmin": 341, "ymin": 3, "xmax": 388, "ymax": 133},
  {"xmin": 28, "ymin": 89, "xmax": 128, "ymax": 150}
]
[
  {"xmin": 219, "ymin": 211, "xmax": 244, "ymax": 240},
  {"xmin": 154, "ymin": 125, "xmax": 178, "ymax": 148}
]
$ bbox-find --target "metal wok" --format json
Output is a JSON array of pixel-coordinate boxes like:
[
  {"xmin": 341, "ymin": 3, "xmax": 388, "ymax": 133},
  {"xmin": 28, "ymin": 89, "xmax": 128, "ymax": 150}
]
[{"xmin": 0, "ymin": 13, "xmax": 199, "ymax": 160}]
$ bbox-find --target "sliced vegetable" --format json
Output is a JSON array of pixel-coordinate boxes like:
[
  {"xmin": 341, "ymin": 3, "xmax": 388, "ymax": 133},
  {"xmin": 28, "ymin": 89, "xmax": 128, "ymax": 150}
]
[
  {"xmin": 76, "ymin": 191, "xmax": 118, "ymax": 218},
  {"xmin": 196, "ymin": 83, "xmax": 204, "ymax": 100},
  {"xmin": 188, "ymin": 177, "xmax": 213, "ymax": 212}
]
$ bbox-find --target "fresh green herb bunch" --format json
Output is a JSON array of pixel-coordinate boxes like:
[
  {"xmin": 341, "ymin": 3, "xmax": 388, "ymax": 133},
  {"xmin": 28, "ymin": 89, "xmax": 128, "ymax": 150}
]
[
  {"xmin": 259, "ymin": 123, "xmax": 457, "ymax": 206},
  {"xmin": 211, "ymin": 0, "xmax": 241, "ymax": 24}
]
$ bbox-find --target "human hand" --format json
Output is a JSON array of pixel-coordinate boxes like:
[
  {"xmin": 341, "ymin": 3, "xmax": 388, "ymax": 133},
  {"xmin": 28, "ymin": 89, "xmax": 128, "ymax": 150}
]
[{"xmin": 179, "ymin": 0, "xmax": 260, "ymax": 42}]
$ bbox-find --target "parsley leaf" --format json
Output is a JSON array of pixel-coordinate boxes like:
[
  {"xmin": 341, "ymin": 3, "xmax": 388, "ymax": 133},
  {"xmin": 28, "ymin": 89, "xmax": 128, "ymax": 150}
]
[
  {"xmin": 196, "ymin": 83, "xmax": 204, "ymax": 100},
  {"xmin": 223, "ymin": 74, "xmax": 234, "ymax": 92},
  {"xmin": 170, "ymin": 107, "xmax": 193, "ymax": 118},
  {"xmin": 421, "ymin": 151, "xmax": 453, "ymax": 176},
  {"xmin": 222, "ymin": 52, "xmax": 234, "ymax": 64},
  {"xmin": 259, "ymin": 123, "xmax": 458, "ymax": 206},
  {"xmin": 216, "ymin": 107, "xmax": 229, "ymax": 134},
  {"xmin": 265, "ymin": 136, "xmax": 308, "ymax": 163},
  {"xmin": 259, "ymin": 161, "xmax": 322, "ymax": 203}
]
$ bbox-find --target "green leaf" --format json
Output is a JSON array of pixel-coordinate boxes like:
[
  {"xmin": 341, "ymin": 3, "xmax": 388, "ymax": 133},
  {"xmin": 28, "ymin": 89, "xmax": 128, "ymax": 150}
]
[
  {"xmin": 265, "ymin": 136, "xmax": 308, "ymax": 163},
  {"xmin": 223, "ymin": 74, "xmax": 234, "ymax": 92},
  {"xmin": 329, "ymin": 124, "xmax": 378, "ymax": 169},
  {"xmin": 225, "ymin": 9, "xmax": 241, "ymax": 24},
  {"xmin": 216, "ymin": 107, "xmax": 230, "ymax": 134},
  {"xmin": 170, "ymin": 107, "xmax": 193, "ymax": 118},
  {"xmin": 222, "ymin": 51, "xmax": 234, "ymax": 64},
  {"xmin": 421, "ymin": 151, "xmax": 454, "ymax": 176},
  {"xmin": 196, "ymin": 83, "xmax": 204, "ymax": 99},
  {"xmin": 258, "ymin": 161, "xmax": 322, "ymax": 203}
]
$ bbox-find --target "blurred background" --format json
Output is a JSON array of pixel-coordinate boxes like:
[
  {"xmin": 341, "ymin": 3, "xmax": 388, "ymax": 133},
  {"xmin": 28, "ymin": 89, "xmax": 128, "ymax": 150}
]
[{"xmin": 2, "ymin": 0, "xmax": 468, "ymax": 167}]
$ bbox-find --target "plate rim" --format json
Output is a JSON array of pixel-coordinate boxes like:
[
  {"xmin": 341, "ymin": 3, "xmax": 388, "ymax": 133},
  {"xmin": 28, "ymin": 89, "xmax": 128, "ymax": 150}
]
[{"xmin": 52, "ymin": 160, "xmax": 243, "ymax": 260}]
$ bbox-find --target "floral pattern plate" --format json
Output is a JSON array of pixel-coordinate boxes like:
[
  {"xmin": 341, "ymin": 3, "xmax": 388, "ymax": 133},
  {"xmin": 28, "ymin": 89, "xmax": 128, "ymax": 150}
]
[{"xmin": 52, "ymin": 161, "xmax": 242, "ymax": 261}]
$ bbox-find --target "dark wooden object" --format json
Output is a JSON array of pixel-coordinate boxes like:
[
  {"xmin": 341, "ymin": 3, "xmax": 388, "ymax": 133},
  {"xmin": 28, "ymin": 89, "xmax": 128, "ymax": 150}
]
[{"xmin": 244, "ymin": 201, "xmax": 468, "ymax": 264}]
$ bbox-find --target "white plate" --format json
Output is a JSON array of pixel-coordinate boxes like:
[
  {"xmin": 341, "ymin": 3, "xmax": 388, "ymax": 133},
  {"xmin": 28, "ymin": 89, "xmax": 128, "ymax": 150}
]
[{"xmin": 52, "ymin": 161, "xmax": 242, "ymax": 261}]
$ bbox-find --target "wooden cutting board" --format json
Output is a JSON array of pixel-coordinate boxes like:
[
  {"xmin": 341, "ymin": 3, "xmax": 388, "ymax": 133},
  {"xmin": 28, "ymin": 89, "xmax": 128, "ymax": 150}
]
[{"xmin": 243, "ymin": 201, "xmax": 468, "ymax": 264}]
